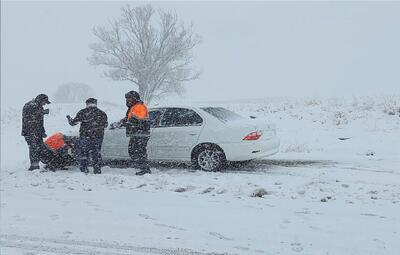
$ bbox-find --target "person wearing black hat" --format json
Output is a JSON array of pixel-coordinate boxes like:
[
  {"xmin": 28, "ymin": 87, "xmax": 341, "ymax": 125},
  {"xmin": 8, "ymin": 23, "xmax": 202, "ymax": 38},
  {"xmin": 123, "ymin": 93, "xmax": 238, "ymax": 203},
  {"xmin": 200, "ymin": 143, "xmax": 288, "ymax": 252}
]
[
  {"xmin": 67, "ymin": 98, "xmax": 108, "ymax": 174},
  {"xmin": 123, "ymin": 90, "xmax": 151, "ymax": 175},
  {"xmin": 21, "ymin": 94, "xmax": 51, "ymax": 170}
]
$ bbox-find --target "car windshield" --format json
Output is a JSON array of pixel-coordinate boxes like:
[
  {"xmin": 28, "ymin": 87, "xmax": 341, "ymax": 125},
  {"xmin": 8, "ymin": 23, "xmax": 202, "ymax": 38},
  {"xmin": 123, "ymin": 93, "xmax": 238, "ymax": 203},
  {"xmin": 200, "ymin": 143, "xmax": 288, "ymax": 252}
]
[{"xmin": 201, "ymin": 107, "xmax": 244, "ymax": 123}]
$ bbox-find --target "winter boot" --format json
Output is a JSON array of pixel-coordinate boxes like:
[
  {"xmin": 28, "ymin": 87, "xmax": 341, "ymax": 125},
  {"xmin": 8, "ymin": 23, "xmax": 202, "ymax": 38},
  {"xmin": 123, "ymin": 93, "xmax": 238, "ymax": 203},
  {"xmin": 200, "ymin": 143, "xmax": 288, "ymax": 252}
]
[
  {"xmin": 135, "ymin": 169, "xmax": 151, "ymax": 176},
  {"xmin": 80, "ymin": 167, "xmax": 89, "ymax": 174},
  {"xmin": 28, "ymin": 162, "xmax": 40, "ymax": 171},
  {"xmin": 44, "ymin": 164, "xmax": 57, "ymax": 172}
]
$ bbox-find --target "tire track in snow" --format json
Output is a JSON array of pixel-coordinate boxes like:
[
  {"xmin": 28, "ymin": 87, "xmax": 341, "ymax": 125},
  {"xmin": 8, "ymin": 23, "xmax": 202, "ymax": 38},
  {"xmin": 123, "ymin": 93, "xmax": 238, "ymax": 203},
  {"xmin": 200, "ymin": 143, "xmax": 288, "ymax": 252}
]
[{"xmin": 0, "ymin": 234, "xmax": 230, "ymax": 255}]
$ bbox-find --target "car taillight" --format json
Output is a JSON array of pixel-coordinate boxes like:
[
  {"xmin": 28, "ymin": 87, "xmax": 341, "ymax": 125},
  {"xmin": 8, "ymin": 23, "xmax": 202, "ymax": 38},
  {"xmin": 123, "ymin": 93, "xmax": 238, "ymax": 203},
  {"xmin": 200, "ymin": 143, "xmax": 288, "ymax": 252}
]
[{"xmin": 243, "ymin": 131, "xmax": 262, "ymax": 141}]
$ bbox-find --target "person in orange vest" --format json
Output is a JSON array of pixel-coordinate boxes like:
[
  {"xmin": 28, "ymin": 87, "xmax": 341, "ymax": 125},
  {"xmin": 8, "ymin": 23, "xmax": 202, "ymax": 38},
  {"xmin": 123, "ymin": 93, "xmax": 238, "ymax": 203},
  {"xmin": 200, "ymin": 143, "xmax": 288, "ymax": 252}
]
[
  {"xmin": 42, "ymin": 132, "xmax": 76, "ymax": 171},
  {"xmin": 123, "ymin": 91, "xmax": 151, "ymax": 175}
]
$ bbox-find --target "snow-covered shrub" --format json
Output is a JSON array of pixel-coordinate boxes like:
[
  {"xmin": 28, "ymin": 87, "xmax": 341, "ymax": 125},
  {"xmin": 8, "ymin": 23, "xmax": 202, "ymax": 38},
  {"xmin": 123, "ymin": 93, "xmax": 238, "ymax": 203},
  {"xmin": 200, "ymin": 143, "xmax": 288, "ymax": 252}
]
[
  {"xmin": 360, "ymin": 97, "xmax": 375, "ymax": 111},
  {"xmin": 352, "ymin": 96, "xmax": 375, "ymax": 111},
  {"xmin": 365, "ymin": 150, "xmax": 375, "ymax": 156},
  {"xmin": 333, "ymin": 111, "xmax": 348, "ymax": 126},
  {"xmin": 250, "ymin": 188, "xmax": 269, "ymax": 198},
  {"xmin": 351, "ymin": 97, "xmax": 360, "ymax": 108},
  {"xmin": 382, "ymin": 96, "xmax": 400, "ymax": 116},
  {"xmin": 304, "ymin": 98, "xmax": 322, "ymax": 107}
]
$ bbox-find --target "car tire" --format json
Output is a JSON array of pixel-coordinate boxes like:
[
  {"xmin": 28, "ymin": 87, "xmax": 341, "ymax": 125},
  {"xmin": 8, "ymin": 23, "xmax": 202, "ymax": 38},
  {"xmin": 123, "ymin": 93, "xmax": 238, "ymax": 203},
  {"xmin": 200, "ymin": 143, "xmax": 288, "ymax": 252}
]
[{"xmin": 192, "ymin": 144, "xmax": 226, "ymax": 172}]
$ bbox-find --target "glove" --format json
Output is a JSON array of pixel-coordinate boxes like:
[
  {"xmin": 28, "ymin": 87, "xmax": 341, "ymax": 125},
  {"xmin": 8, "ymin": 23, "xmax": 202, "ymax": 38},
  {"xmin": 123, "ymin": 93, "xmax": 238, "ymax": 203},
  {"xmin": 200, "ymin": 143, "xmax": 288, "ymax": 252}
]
[{"xmin": 43, "ymin": 109, "xmax": 49, "ymax": 115}]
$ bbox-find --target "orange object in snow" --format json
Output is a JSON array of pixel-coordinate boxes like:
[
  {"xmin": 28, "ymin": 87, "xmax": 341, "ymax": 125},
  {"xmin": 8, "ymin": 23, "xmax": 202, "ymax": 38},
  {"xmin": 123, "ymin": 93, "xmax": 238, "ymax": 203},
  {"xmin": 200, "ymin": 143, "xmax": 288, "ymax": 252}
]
[
  {"xmin": 128, "ymin": 103, "xmax": 149, "ymax": 120},
  {"xmin": 45, "ymin": 132, "xmax": 65, "ymax": 150}
]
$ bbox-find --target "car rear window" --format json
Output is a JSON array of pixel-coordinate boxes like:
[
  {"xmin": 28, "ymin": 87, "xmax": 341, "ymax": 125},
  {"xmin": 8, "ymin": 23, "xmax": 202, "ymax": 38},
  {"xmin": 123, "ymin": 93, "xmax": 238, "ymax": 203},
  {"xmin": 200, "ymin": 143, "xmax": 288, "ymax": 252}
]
[{"xmin": 201, "ymin": 107, "xmax": 244, "ymax": 123}]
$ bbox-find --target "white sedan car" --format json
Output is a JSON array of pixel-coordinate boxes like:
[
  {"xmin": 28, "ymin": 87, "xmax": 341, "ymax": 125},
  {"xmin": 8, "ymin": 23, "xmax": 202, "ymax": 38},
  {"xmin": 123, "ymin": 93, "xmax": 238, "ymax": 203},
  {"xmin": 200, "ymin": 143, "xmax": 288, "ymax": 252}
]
[{"xmin": 101, "ymin": 105, "xmax": 280, "ymax": 171}]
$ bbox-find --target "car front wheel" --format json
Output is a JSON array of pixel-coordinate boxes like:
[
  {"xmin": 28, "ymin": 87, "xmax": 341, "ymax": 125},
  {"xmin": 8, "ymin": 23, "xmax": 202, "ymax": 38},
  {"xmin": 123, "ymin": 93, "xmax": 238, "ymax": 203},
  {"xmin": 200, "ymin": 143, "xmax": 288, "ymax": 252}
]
[{"xmin": 194, "ymin": 145, "xmax": 226, "ymax": 172}]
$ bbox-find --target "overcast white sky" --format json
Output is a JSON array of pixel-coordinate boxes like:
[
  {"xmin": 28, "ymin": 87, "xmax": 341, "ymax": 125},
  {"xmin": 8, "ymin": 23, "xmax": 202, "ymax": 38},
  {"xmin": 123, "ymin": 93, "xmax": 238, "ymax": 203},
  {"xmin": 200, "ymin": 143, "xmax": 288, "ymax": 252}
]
[{"xmin": 2, "ymin": 1, "xmax": 400, "ymax": 108}]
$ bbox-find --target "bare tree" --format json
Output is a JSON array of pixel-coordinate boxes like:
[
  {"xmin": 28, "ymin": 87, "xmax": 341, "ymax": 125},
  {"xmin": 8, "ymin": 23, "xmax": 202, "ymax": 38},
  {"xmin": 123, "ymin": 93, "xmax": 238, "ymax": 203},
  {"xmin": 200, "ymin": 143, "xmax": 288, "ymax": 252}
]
[
  {"xmin": 54, "ymin": 82, "xmax": 94, "ymax": 103},
  {"xmin": 89, "ymin": 4, "xmax": 201, "ymax": 103}
]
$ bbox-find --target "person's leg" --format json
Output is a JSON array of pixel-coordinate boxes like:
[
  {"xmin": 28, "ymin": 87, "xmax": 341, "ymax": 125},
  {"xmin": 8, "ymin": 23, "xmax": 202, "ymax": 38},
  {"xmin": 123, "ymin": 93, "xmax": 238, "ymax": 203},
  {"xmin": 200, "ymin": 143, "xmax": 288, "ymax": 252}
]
[
  {"xmin": 92, "ymin": 138, "xmax": 102, "ymax": 174},
  {"xmin": 128, "ymin": 137, "xmax": 139, "ymax": 167},
  {"xmin": 46, "ymin": 147, "xmax": 70, "ymax": 170},
  {"xmin": 79, "ymin": 138, "xmax": 90, "ymax": 173},
  {"xmin": 25, "ymin": 136, "xmax": 41, "ymax": 170},
  {"xmin": 135, "ymin": 136, "xmax": 151, "ymax": 175},
  {"xmin": 56, "ymin": 147, "xmax": 71, "ymax": 170},
  {"xmin": 41, "ymin": 147, "xmax": 58, "ymax": 171}
]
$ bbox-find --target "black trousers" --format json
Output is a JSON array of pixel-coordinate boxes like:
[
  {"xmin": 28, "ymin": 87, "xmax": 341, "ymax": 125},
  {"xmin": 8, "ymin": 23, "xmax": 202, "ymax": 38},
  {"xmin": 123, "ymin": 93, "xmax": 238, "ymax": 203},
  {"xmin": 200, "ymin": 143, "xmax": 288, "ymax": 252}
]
[
  {"xmin": 79, "ymin": 137, "xmax": 103, "ymax": 172},
  {"xmin": 24, "ymin": 135, "xmax": 46, "ymax": 166},
  {"xmin": 41, "ymin": 146, "xmax": 74, "ymax": 169},
  {"xmin": 128, "ymin": 136, "xmax": 150, "ymax": 171}
]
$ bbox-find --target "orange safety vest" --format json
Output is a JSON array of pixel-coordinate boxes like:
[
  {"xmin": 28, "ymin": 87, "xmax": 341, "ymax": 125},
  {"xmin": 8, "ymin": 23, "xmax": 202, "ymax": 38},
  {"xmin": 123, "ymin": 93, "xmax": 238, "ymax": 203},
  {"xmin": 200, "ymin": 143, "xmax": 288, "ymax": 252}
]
[
  {"xmin": 127, "ymin": 103, "xmax": 149, "ymax": 120},
  {"xmin": 45, "ymin": 132, "xmax": 65, "ymax": 150}
]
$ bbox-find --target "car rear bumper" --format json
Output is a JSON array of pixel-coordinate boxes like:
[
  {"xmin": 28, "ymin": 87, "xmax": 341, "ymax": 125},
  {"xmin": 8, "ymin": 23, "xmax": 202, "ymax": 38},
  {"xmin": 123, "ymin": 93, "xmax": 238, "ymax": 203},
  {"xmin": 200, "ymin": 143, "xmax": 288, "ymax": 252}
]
[{"xmin": 219, "ymin": 136, "xmax": 280, "ymax": 161}]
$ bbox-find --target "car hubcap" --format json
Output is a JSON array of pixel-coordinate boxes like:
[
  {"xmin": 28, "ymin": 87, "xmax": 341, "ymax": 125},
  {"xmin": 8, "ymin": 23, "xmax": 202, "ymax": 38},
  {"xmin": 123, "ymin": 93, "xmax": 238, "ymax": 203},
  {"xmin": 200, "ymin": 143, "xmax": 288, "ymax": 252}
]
[{"xmin": 198, "ymin": 149, "xmax": 221, "ymax": 171}]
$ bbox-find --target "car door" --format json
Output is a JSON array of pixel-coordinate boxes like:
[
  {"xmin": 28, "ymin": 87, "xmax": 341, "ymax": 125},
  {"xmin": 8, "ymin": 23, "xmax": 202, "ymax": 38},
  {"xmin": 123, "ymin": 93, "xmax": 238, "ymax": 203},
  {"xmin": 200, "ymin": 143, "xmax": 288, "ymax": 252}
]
[
  {"xmin": 101, "ymin": 121, "xmax": 130, "ymax": 159},
  {"xmin": 151, "ymin": 107, "xmax": 204, "ymax": 161},
  {"xmin": 147, "ymin": 109, "xmax": 165, "ymax": 160}
]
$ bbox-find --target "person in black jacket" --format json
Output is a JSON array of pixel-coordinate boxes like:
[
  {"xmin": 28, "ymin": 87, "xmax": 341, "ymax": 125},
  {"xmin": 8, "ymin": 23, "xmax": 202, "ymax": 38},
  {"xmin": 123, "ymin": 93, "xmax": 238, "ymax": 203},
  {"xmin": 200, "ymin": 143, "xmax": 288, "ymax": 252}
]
[
  {"xmin": 21, "ymin": 94, "xmax": 51, "ymax": 171},
  {"xmin": 67, "ymin": 98, "xmax": 108, "ymax": 174},
  {"xmin": 123, "ymin": 91, "xmax": 151, "ymax": 176}
]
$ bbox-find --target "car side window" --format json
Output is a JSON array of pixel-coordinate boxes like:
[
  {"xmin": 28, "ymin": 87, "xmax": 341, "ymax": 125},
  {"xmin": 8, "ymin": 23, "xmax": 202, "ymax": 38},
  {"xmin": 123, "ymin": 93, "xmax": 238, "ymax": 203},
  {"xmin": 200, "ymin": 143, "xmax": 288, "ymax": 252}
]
[
  {"xmin": 160, "ymin": 108, "xmax": 203, "ymax": 127},
  {"xmin": 149, "ymin": 110, "xmax": 163, "ymax": 128}
]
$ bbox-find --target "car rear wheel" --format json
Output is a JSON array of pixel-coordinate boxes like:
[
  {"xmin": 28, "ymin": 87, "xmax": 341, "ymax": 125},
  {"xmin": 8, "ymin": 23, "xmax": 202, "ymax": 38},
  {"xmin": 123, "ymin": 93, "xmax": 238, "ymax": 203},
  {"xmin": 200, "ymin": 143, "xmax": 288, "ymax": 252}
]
[{"xmin": 193, "ymin": 145, "xmax": 226, "ymax": 172}]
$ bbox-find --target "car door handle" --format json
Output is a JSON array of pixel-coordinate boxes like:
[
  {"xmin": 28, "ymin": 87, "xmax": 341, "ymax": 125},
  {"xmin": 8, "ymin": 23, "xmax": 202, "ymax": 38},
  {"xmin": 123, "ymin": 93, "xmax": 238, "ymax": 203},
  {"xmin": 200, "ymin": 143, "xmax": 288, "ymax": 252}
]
[{"xmin": 189, "ymin": 133, "xmax": 197, "ymax": 136}]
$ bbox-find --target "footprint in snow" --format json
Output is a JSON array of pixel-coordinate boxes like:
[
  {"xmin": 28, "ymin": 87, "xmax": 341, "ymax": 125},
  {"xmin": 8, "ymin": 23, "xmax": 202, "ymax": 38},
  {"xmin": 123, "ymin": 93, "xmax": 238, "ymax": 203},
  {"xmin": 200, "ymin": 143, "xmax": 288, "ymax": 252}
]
[
  {"xmin": 135, "ymin": 184, "xmax": 147, "ymax": 189},
  {"xmin": 174, "ymin": 186, "xmax": 195, "ymax": 192},
  {"xmin": 138, "ymin": 213, "xmax": 156, "ymax": 221},
  {"xmin": 291, "ymin": 242, "xmax": 304, "ymax": 252},
  {"xmin": 13, "ymin": 215, "xmax": 25, "ymax": 222},
  {"xmin": 154, "ymin": 223, "xmax": 186, "ymax": 231},
  {"xmin": 50, "ymin": 214, "xmax": 59, "ymax": 221},
  {"xmin": 209, "ymin": 232, "xmax": 233, "ymax": 241},
  {"xmin": 201, "ymin": 187, "xmax": 215, "ymax": 194}
]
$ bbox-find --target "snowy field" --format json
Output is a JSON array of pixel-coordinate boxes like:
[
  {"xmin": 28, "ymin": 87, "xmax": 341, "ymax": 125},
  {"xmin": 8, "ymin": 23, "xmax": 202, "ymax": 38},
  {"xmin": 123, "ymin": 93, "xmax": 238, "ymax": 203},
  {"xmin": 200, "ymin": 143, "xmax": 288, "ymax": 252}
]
[{"xmin": 1, "ymin": 96, "xmax": 399, "ymax": 254}]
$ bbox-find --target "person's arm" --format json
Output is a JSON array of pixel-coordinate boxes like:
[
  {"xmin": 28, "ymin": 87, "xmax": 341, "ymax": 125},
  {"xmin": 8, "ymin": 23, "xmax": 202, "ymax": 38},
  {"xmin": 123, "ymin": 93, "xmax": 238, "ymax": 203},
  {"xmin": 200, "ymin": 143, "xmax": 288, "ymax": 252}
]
[
  {"xmin": 102, "ymin": 112, "xmax": 108, "ymax": 128},
  {"xmin": 120, "ymin": 116, "xmax": 128, "ymax": 127},
  {"xmin": 67, "ymin": 110, "xmax": 82, "ymax": 126},
  {"xmin": 34, "ymin": 105, "xmax": 47, "ymax": 137}
]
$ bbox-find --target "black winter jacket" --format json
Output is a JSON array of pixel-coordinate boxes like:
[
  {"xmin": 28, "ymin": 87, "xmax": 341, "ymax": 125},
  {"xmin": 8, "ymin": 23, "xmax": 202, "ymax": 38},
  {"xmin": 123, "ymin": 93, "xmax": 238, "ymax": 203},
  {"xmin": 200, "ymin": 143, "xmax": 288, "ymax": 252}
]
[
  {"xmin": 68, "ymin": 106, "xmax": 108, "ymax": 139},
  {"xmin": 21, "ymin": 99, "xmax": 46, "ymax": 137}
]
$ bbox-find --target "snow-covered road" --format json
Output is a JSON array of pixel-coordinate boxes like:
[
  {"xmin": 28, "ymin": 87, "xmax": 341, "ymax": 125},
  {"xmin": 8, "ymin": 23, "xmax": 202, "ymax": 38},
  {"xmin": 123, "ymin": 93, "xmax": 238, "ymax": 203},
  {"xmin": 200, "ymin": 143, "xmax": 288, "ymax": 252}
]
[{"xmin": 1, "ymin": 158, "xmax": 399, "ymax": 255}]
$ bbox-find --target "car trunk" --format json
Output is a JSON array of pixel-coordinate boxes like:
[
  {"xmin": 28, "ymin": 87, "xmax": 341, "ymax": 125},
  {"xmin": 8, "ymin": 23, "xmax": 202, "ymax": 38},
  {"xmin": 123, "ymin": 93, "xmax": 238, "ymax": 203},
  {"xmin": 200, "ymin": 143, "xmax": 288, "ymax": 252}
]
[{"xmin": 223, "ymin": 118, "xmax": 276, "ymax": 142}]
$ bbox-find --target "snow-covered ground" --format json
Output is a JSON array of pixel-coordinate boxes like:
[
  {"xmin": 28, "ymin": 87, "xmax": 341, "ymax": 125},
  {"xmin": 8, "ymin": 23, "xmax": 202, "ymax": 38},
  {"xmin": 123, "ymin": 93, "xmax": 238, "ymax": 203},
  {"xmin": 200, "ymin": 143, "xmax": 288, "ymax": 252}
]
[{"xmin": 1, "ymin": 96, "xmax": 399, "ymax": 254}]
